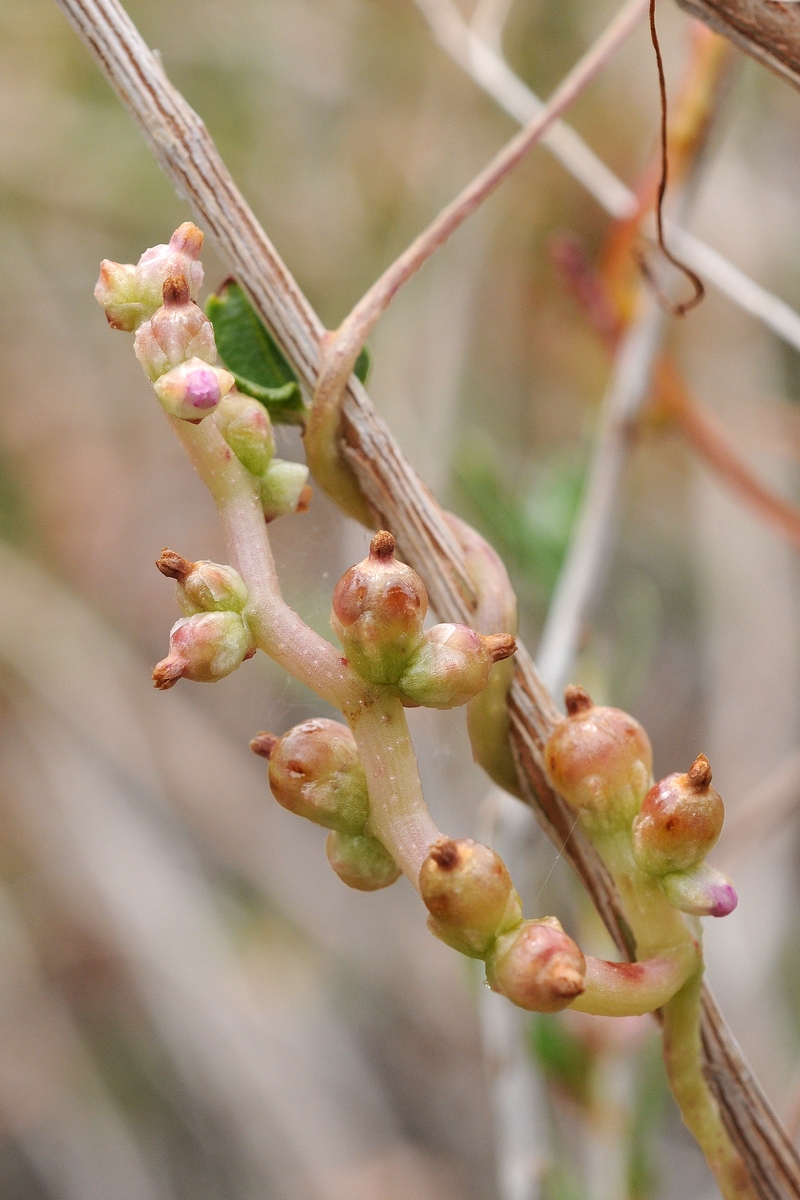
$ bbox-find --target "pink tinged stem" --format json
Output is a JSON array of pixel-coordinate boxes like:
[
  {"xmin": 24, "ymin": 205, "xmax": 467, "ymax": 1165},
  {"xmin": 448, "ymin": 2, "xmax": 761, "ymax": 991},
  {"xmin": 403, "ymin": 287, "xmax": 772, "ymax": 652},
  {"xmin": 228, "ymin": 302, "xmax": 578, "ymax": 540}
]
[
  {"xmin": 167, "ymin": 415, "xmax": 365, "ymax": 714},
  {"xmin": 569, "ymin": 944, "xmax": 698, "ymax": 1017},
  {"xmin": 321, "ymin": 0, "xmax": 648, "ymax": 376},
  {"xmin": 306, "ymin": 0, "xmax": 648, "ymax": 517},
  {"xmin": 349, "ymin": 692, "xmax": 441, "ymax": 887}
]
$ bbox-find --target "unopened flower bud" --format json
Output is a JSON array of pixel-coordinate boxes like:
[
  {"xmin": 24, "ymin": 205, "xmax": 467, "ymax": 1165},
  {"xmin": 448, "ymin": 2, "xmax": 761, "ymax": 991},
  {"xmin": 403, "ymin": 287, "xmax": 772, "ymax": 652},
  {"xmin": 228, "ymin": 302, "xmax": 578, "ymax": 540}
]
[
  {"xmin": 398, "ymin": 624, "xmax": 516, "ymax": 709},
  {"xmin": 260, "ymin": 458, "xmax": 312, "ymax": 522},
  {"xmin": 419, "ymin": 838, "xmax": 522, "ymax": 957},
  {"xmin": 325, "ymin": 830, "xmax": 401, "ymax": 891},
  {"xmin": 152, "ymin": 611, "xmax": 254, "ymax": 689},
  {"xmin": 214, "ymin": 390, "xmax": 275, "ymax": 476},
  {"xmin": 153, "ymin": 358, "xmax": 234, "ymax": 422},
  {"xmin": 156, "ymin": 549, "xmax": 248, "ymax": 616},
  {"xmin": 331, "ymin": 532, "xmax": 428, "ymax": 685},
  {"xmin": 93, "ymin": 260, "xmax": 143, "ymax": 331},
  {"xmin": 660, "ymin": 863, "xmax": 738, "ymax": 917},
  {"xmin": 253, "ymin": 718, "xmax": 369, "ymax": 835},
  {"xmin": 486, "ymin": 918, "xmax": 587, "ymax": 1012},
  {"xmin": 632, "ymin": 754, "xmax": 724, "ymax": 876},
  {"xmin": 134, "ymin": 276, "xmax": 217, "ymax": 381},
  {"xmin": 544, "ymin": 686, "xmax": 653, "ymax": 832},
  {"xmin": 95, "ymin": 223, "xmax": 204, "ymax": 331}
]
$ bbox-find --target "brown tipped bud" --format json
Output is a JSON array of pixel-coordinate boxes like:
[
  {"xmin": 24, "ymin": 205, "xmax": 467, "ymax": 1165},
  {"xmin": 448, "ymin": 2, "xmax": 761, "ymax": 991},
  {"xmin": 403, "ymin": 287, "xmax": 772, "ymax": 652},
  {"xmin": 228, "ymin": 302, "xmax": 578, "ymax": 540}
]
[
  {"xmin": 331, "ymin": 534, "xmax": 428, "ymax": 685},
  {"xmin": 152, "ymin": 611, "xmax": 254, "ymax": 689},
  {"xmin": 214, "ymin": 390, "xmax": 276, "ymax": 477},
  {"xmin": 632, "ymin": 755, "xmax": 724, "ymax": 876},
  {"xmin": 544, "ymin": 692, "xmax": 652, "ymax": 832},
  {"xmin": 486, "ymin": 918, "xmax": 586, "ymax": 1012},
  {"xmin": 266, "ymin": 719, "xmax": 369, "ymax": 834},
  {"xmin": 156, "ymin": 549, "xmax": 192, "ymax": 583},
  {"xmin": 250, "ymin": 731, "xmax": 279, "ymax": 759},
  {"xmin": 419, "ymin": 838, "xmax": 522, "ymax": 957},
  {"xmin": 660, "ymin": 863, "xmax": 738, "ymax": 918},
  {"xmin": 134, "ymin": 297, "xmax": 217, "ymax": 382},
  {"xmin": 325, "ymin": 830, "xmax": 401, "ymax": 891},
  {"xmin": 398, "ymin": 624, "xmax": 516, "ymax": 710},
  {"xmin": 564, "ymin": 685, "xmax": 593, "ymax": 715},
  {"xmin": 260, "ymin": 459, "xmax": 311, "ymax": 522},
  {"xmin": 370, "ymin": 530, "xmax": 395, "ymax": 558},
  {"xmin": 162, "ymin": 274, "xmax": 190, "ymax": 307},
  {"xmin": 157, "ymin": 553, "xmax": 249, "ymax": 616}
]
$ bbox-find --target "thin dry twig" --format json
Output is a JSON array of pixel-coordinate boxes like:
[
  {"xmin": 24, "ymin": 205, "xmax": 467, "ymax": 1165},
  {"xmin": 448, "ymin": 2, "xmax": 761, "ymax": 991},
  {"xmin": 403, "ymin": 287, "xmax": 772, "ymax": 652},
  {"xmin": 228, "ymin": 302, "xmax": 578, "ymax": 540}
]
[
  {"xmin": 324, "ymin": 0, "xmax": 648, "ymax": 374},
  {"xmin": 49, "ymin": 1, "xmax": 800, "ymax": 1194},
  {"xmin": 412, "ymin": 0, "xmax": 800, "ymax": 356}
]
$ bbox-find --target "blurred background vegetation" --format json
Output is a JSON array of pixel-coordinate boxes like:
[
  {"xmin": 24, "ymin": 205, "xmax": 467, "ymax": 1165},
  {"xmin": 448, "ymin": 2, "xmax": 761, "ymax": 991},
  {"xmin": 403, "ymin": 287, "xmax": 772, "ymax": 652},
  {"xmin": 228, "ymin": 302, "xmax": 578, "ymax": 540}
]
[{"xmin": 2, "ymin": 0, "xmax": 800, "ymax": 1197}]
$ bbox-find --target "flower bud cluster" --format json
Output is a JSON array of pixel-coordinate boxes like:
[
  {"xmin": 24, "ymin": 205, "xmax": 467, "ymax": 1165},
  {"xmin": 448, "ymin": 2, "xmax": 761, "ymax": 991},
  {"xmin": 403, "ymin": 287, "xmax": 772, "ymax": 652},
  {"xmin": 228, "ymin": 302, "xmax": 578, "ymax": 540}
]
[
  {"xmin": 97, "ymin": 227, "xmax": 310, "ymax": 519},
  {"xmin": 418, "ymin": 837, "xmax": 586, "ymax": 1011},
  {"xmin": 251, "ymin": 719, "xmax": 400, "ymax": 891},
  {"xmin": 96, "ymin": 225, "xmax": 233, "ymax": 424},
  {"xmin": 152, "ymin": 550, "xmax": 254, "ymax": 689},
  {"xmin": 544, "ymin": 688, "xmax": 737, "ymax": 918},
  {"xmin": 331, "ymin": 532, "xmax": 516, "ymax": 704}
]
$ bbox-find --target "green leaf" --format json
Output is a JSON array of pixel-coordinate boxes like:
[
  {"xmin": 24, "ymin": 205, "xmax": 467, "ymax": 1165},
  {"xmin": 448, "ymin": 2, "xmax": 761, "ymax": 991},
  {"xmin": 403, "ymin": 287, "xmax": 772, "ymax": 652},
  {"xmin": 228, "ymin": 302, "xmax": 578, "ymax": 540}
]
[
  {"xmin": 354, "ymin": 344, "xmax": 371, "ymax": 385},
  {"xmin": 205, "ymin": 282, "xmax": 308, "ymax": 424}
]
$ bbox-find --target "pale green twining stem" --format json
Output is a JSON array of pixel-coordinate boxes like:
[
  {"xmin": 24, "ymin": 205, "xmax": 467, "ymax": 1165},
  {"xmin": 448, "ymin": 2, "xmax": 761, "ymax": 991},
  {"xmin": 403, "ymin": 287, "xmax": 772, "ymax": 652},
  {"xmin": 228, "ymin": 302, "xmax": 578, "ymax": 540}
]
[
  {"xmin": 169, "ymin": 414, "xmax": 365, "ymax": 715},
  {"xmin": 348, "ymin": 691, "xmax": 442, "ymax": 887},
  {"xmin": 663, "ymin": 972, "xmax": 758, "ymax": 1200}
]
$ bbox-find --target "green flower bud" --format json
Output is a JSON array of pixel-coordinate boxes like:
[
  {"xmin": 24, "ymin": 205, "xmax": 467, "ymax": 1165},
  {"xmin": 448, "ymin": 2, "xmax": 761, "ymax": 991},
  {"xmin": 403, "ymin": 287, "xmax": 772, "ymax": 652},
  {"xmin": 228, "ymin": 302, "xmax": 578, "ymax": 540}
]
[
  {"xmin": 331, "ymin": 531, "xmax": 428, "ymax": 685},
  {"xmin": 544, "ymin": 686, "xmax": 653, "ymax": 833},
  {"xmin": 152, "ymin": 611, "xmax": 254, "ymax": 689},
  {"xmin": 214, "ymin": 390, "xmax": 276, "ymax": 476},
  {"xmin": 419, "ymin": 837, "xmax": 523, "ymax": 957},
  {"xmin": 134, "ymin": 276, "xmax": 217, "ymax": 382},
  {"xmin": 486, "ymin": 918, "xmax": 587, "ymax": 1012},
  {"xmin": 660, "ymin": 863, "xmax": 738, "ymax": 918},
  {"xmin": 325, "ymin": 830, "xmax": 401, "ymax": 891},
  {"xmin": 260, "ymin": 458, "xmax": 312, "ymax": 522},
  {"xmin": 632, "ymin": 755, "xmax": 724, "ymax": 876},
  {"xmin": 252, "ymin": 718, "xmax": 369, "ymax": 835},
  {"xmin": 95, "ymin": 222, "xmax": 204, "ymax": 331},
  {"xmin": 156, "ymin": 549, "xmax": 249, "ymax": 616},
  {"xmin": 153, "ymin": 358, "xmax": 234, "ymax": 422},
  {"xmin": 397, "ymin": 624, "xmax": 516, "ymax": 709}
]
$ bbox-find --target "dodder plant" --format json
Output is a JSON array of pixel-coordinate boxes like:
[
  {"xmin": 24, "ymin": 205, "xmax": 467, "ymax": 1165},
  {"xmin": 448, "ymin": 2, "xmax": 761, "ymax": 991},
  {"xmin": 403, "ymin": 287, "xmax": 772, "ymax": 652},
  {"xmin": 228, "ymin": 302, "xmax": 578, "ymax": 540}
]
[{"xmin": 98, "ymin": 224, "xmax": 751, "ymax": 1199}]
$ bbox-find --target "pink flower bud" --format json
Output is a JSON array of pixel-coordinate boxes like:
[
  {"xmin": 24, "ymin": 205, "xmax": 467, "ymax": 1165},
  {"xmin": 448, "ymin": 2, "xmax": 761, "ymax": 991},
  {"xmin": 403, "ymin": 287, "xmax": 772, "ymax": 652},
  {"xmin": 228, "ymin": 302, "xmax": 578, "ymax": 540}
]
[
  {"xmin": 214, "ymin": 391, "xmax": 276, "ymax": 477},
  {"xmin": 331, "ymin": 531, "xmax": 428, "ymax": 685},
  {"xmin": 325, "ymin": 830, "xmax": 401, "ymax": 891},
  {"xmin": 133, "ymin": 222, "xmax": 204, "ymax": 312},
  {"xmin": 252, "ymin": 718, "xmax": 370, "ymax": 835},
  {"xmin": 486, "ymin": 918, "xmax": 587, "ymax": 1012},
  {"xmin": 152, "ymin": 611, "xmax": 254, "ymax": 689},
  {"xmin": 397, "ymin": 624, "xmax": 516, "ymax": 709},
  {"xmin": 133, "ymin": 276, "xmax": 217, "ymax": 381},
  {"xmin": 153, "ymin": 358, "xmax": 234, "ymax": 422},
  {"xmin": 632, "ymin": 754, "xmax": 724, "ymax": 876},
  {"xmin": 259, "ymin": 458, "xmax": 311, "ymax": 522},
  {"xmin": 660, "ymin": 863, "xmax": 738, "ymax": 918},
  {"xmin": 544, "ymin": 686, "xmax": 653, "ymax": 832},
  {"xmin": 95, "ymin": 223, "xmax": 204, "ymax": 331},
  {"xmin": 419, "ymin": 838, "xmax": 522, "ymax": 957},
  {"xmin": 156, "ymin": 549, "xmax": 248, "ymax": 616}
]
